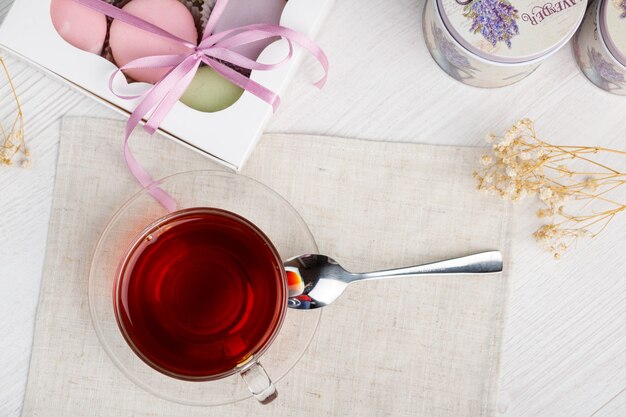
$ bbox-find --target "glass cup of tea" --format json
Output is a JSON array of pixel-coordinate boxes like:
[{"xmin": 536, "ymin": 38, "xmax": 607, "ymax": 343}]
[{"xmin": 89, "ymin": 170, "xmax": 321, "ymax": 406}]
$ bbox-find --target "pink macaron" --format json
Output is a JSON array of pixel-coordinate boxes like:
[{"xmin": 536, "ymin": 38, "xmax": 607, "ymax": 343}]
[
  {"xmin": 50, "ymin": 0, "xmax": 107, "ymax": 55},
  {"xmin": 109, "ymin": 0, "xmax": 198, "ymax": 84}
]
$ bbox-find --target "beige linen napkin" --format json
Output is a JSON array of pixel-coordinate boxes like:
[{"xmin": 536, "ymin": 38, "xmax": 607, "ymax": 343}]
[{"xmin": 22, "ymin": 117, "xmax": 510, "ymax": 417}]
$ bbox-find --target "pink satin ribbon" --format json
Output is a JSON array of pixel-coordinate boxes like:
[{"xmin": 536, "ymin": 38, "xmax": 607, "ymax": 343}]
[{"xmin": 72, "ymin": 0, "xmax": 329, "ymax": 211}]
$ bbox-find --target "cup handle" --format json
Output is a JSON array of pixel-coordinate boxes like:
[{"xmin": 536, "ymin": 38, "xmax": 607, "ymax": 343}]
[{"xmin": 240, "ymin": 361, "xmax": 277, "ymax": 404}]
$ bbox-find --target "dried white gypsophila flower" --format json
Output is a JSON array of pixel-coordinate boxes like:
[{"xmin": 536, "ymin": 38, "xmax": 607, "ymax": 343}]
[
  {"xmin": 1, "ymin": 57, "xmax": 28, "ymax": 169},
  {"xmin": 473, "ymin": 119, "xmax": 625, "ymax": 259}
]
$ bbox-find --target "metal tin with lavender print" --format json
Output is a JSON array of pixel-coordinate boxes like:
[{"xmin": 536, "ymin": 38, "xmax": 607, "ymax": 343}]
[
  {"xmin": 423, "ymin": 0, "xmax": 588, "ymax": 87},
  {"xmin": 573, "ymin": 0, "xmax": 626, "ymax": 95}
]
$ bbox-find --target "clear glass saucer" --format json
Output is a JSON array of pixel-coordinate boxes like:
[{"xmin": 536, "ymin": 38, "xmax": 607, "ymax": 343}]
[{"xmin": 89, "ymin": 170, "xmax": 321, "ymax": 406}]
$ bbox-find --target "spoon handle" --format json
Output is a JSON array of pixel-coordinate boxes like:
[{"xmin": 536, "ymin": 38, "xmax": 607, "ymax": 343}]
[{"xmin": 354, "ymin": 251, "xmax": 503, "ymax": 282}]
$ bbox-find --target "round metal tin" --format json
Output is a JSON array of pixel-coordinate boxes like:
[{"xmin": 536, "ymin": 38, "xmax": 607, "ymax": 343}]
[
  {"xmin": 573, "ymin": 0, "xmax": 626, "ymax": 95},
  {"xmin": 424, "ymin": 0, "xmax": 587, "ymax": 87}
]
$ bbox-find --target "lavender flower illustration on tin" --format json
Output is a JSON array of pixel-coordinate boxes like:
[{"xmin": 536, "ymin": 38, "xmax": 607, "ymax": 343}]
[
  {"xmin": 463, "ymin": 0, "xmax": 520, "ymax": 48},
  {"xmin": 621, "ymin": 0, "xmax": 626, "ymax": 18},
  {"xmin": 433, "ymin": 25, "xmax": 473, "ymax": 69},
  {"xmin": 588, "ymin": 48, "xmax": 624, "ymax": 86},
  {"xmin": 431, "ymin": 23, "xmax": 477, "ymax": 81}
]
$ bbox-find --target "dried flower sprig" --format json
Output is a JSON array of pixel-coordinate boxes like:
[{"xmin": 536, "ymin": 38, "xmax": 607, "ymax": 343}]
[
  {"xmin": 0, "ymin": 56, "xmax": 29, "ymax": 168},
  {"xmin": 473, "ymin": 119, "xmax": 625, "ymax": 259}
]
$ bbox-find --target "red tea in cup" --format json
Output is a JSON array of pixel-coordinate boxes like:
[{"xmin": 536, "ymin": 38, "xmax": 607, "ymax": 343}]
[{"xmin": 114, "ymin": 208, "xmax": 287, "ymax": 380}]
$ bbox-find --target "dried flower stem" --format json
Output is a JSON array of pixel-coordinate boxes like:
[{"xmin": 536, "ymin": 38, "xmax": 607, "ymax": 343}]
[
  {"xmin": 473, "ymin": 119, "xmax": 625, "ymax": 259},
  {"xmin": 0, "ymin": 56, "xmax": 29, "ymax": 168}
]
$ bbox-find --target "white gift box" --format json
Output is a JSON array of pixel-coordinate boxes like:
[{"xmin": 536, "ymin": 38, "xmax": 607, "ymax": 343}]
[{"xmin": 0, "ymin": 0, "xmax": 333, "ymax": 170}]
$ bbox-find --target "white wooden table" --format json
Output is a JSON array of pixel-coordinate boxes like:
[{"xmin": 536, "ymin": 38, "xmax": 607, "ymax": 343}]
[{"xmin": 1, "ymin": 0, "xmax": 624, "ymax": 416}]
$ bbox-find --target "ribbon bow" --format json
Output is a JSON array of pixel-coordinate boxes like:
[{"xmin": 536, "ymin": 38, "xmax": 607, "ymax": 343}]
[{"xmin": 73, "ymin": 0, "xmax": 329, "ymax": 210}]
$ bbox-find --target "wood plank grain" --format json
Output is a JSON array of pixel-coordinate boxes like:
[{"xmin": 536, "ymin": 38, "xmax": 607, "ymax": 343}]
[{"xmin": 591, "ymin": 389, "xmax": 626, "ymax": 417}]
